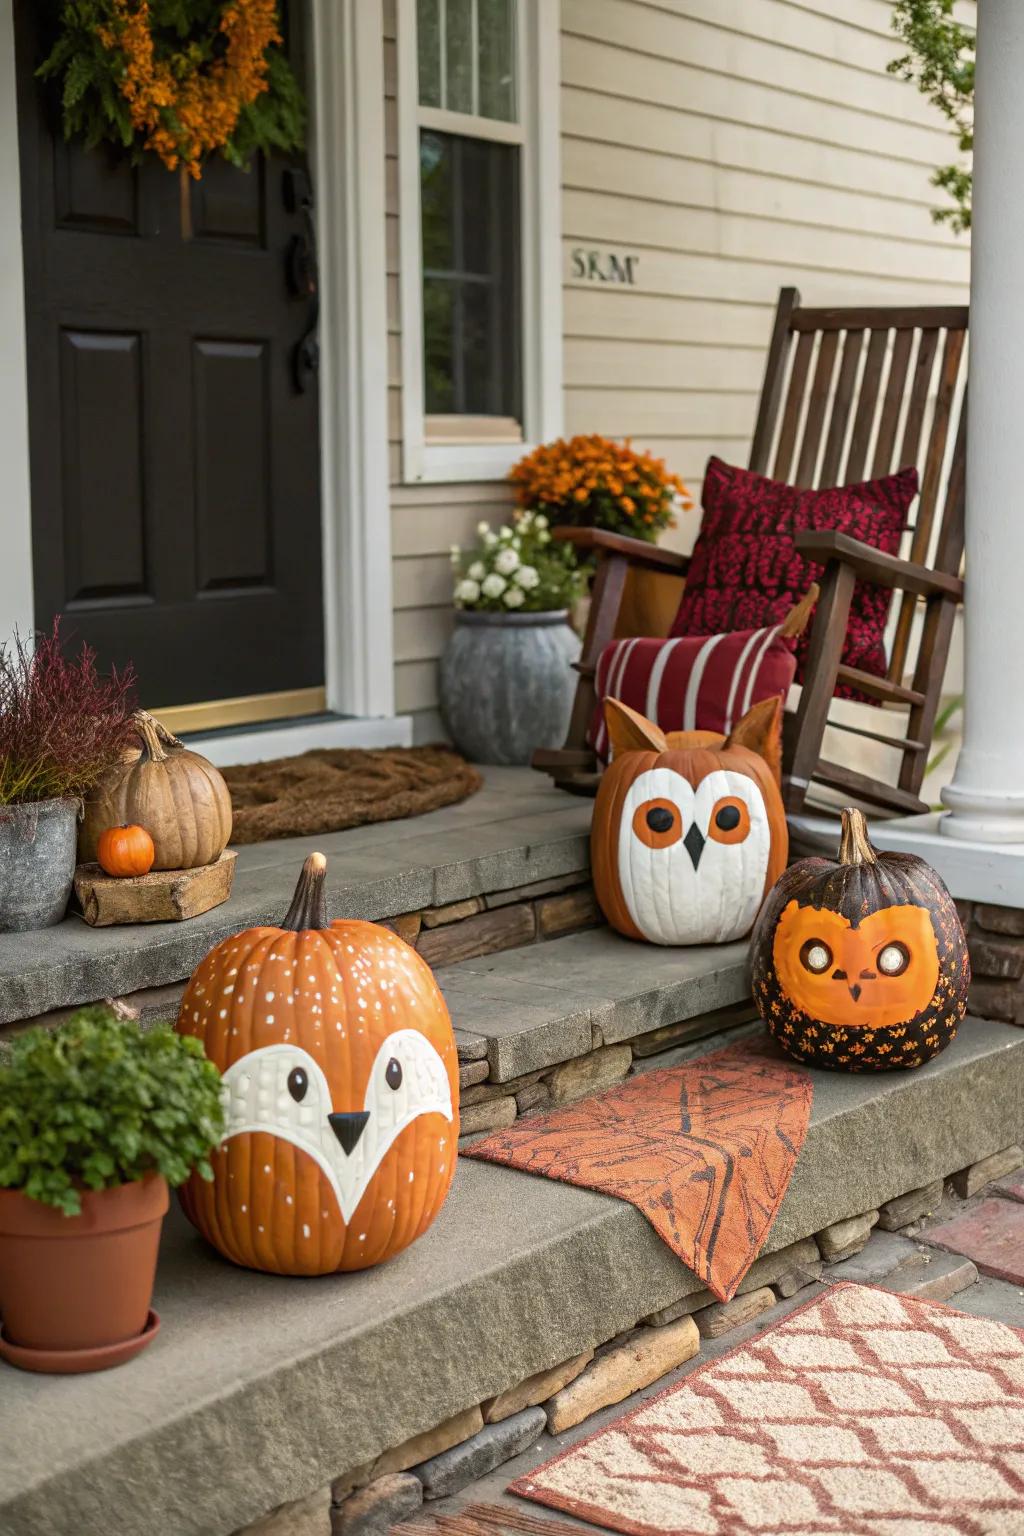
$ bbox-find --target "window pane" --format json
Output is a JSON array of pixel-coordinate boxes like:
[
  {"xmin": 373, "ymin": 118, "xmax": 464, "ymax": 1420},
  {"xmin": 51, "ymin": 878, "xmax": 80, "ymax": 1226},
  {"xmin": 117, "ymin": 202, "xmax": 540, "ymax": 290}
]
[
  {"xmin": 417, "ymin": 0, "xmax": 441, "ymax": 107},
  {"xmin": 478, "ymin": 0, "xmax": 516, "ymax": 122},
  {"xmin": 420, "ymin": 130, "xmax": 521, "ymax": 419},
  {"xmin": 423, "ymin": 279, "xmax": 455, "ymax": 413},
  {"xmin": 445, "ymin": 0, "xmax": 474, "ymax": 114},
  {"xmin": 420, "ymin": 131, "xmax": 453, "ymax": 269}
]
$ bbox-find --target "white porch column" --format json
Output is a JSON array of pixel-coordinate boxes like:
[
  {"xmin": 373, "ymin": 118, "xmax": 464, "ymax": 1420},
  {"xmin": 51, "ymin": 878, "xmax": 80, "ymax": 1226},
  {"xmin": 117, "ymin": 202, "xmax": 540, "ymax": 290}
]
[{"xmin": 941, "ymin": 0, "xmax": 1024, "ymax": 844}]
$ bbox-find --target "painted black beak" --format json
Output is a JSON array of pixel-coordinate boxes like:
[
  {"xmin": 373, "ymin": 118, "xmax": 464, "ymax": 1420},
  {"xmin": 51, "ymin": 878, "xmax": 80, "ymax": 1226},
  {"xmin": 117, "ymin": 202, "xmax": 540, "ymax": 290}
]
[
  {"xmin": 683, "ymin": 823, "xmax": 705, "ymax": 870},
  {"xmin": 848, "ymin": 984, "xmax": 862, "ymax": 1002},
  {"xmin": 329, "ymin": 1111, "xmax": 369, "ymax": 1155}
]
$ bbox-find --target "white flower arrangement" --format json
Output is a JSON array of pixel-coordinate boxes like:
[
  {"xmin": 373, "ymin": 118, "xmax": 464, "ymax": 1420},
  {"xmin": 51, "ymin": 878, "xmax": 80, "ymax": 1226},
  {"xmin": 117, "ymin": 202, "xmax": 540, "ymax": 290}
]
[{"xmin": 450, "ymin": 510, "xmax": 585, "ymax": 614}]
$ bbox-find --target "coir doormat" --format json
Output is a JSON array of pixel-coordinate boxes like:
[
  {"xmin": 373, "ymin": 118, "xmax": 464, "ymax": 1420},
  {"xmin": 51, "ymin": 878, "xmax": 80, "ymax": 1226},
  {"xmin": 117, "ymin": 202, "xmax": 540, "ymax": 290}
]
[
  {"xmin": 222, "ymin": 744, "xmax": 482, "ymax": 844},
  {"xmin": 465, "ymin": 1037, "xmax": 812, "ymax": 1303},
  {"xmin": 512, "ymin": 1283, "xmax": 1024, "ymax": 1536}
]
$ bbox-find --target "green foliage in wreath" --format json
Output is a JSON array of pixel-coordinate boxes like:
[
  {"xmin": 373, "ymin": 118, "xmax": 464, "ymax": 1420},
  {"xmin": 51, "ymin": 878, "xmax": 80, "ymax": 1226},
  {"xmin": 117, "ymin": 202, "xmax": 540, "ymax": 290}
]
[{"xmin": 36, "ymin": 1, "xmax": 305, "ymax": 177}]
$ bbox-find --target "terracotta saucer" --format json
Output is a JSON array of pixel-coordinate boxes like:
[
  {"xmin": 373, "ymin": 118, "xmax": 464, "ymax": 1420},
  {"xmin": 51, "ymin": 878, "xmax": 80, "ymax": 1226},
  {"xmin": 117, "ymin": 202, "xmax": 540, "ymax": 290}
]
[{"xmin": 0, "ymin": 1310, "xmax": 160, "ymax": 1374}]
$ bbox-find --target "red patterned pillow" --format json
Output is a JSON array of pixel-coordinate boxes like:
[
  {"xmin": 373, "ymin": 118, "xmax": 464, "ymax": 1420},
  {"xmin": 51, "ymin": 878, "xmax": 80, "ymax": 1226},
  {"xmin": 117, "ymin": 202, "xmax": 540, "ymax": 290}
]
[
  {"xmin": 671, "ymin": 458, "xmax": 918, "ymax": 696},
  {"xmin": 588, "ymin": 623, "xmax": 797, "ymax": 763}
]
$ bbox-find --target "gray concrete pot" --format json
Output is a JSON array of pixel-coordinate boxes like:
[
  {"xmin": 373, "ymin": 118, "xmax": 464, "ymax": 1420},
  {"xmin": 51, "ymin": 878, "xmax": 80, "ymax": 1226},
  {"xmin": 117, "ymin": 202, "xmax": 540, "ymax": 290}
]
[
  {"xmin": 0, "ymin": 798, "xmax": 79, "ymax": 932},
  {"xmin": 440, "ymin": 609, "xmax": 582, "ymax": 766}
]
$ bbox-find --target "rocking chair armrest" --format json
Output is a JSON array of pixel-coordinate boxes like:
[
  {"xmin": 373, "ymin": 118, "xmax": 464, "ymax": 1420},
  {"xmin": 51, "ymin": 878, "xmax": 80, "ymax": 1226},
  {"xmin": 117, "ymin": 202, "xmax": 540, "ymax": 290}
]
[
  {"xmin": 794, "ymin": 531, "xmax": 964, "ymax": 602},
  {"xmin": 553, "ymin": 526, "xmax": 692, "ymax": 574}
]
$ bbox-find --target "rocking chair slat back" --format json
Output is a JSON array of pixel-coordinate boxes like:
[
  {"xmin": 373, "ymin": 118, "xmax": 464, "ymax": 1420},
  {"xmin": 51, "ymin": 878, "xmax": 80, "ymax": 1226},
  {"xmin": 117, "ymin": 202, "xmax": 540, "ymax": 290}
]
[
  {"xmin": 534, "ymin": 287, "xmax": 968, "ymax": 821},
  {"xmin": 751, "ymin": 287, "xmax": 968, "ymax": 816}
]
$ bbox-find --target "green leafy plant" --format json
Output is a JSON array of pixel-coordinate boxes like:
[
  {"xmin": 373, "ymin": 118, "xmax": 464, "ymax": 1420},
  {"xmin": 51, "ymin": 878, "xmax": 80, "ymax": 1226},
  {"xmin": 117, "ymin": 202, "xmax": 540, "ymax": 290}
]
[
  {"xmin": 450, "ymin": 509, "xmax": 587, "ymax": 614},
  {"xmin": 889, "ymin": 0, "xmax": 974, "ymax": 232},
  {"xmin": 0, "ymin": 1008, "xmax": 224, "ymax": 1215}
]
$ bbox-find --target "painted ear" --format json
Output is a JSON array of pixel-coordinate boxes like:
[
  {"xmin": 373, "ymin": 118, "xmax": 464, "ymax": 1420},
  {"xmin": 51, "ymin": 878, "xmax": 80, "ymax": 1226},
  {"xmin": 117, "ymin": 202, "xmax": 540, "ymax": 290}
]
[
  {"xmin": 725, "ymin": 696, "xmax": 783, "ymax": 785},
  {"xmin": 604, "ymin": 698, "xmax": 668, "ymax": 758}
]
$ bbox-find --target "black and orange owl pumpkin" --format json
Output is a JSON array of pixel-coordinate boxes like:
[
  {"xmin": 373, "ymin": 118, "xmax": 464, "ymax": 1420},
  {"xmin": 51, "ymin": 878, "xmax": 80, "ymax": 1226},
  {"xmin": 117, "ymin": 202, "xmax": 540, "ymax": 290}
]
[
  {"xmin": 752, "ymin": 807, "xmax": 969, "ymax": 1071},
  {"xmin": 176, "ymin": 852, "xmax": 458, "ymax": 1275},
  {"xmin": 592, "ymin": 696, "xmax": 789, "ymax": 945}
]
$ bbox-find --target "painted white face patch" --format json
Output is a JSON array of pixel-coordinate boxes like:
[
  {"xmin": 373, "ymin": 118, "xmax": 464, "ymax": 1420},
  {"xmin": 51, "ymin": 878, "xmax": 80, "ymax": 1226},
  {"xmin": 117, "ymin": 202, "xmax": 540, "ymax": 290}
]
[
  {"xmin": 617, "ymin": 766, "xmax": 771, "ymax": 945},
  {"xmin": 219, "ymin": 1030, "xmax": 453, "ymax": 1224}
]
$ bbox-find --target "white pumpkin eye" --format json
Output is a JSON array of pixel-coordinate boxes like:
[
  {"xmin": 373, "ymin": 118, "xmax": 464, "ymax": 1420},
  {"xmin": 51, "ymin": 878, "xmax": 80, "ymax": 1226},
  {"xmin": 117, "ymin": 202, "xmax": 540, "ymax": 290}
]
[
  {"xmin": 799, "ymin": 939, "xmax": 833, "ymax": 975},
  {"xmin": 877, "ymin": 942, "xmax": 910, "ymax": 976}
]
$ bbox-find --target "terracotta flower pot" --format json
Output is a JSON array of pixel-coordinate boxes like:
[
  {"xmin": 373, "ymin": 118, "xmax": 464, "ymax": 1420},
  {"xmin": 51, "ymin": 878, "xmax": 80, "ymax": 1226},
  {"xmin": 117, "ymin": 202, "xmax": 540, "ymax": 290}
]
[{"xmin": 0, "ymin": 1174, "xmax": 167, "ymax": 1373}]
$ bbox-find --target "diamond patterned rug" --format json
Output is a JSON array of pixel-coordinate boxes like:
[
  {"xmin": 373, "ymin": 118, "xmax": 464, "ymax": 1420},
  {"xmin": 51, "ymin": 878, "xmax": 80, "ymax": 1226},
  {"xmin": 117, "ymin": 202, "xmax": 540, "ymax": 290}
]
[{"xmin": 511, "ymin": 1284, "xmax": 1024, "ymax": 1535}]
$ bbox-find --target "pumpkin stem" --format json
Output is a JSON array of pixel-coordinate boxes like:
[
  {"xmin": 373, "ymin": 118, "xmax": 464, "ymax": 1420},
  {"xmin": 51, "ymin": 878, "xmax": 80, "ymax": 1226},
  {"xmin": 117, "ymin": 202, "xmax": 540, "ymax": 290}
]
[
  {"xmin": 838, "ymin": 807, "xmax": 878, "ymax": 866},
  {"xmin": 281, "ymin": 852, "xmax": 328, "ymax": 931},
  {"xmin": 133, "ymin": 709, "xmax": 182, "ymax": 764}
]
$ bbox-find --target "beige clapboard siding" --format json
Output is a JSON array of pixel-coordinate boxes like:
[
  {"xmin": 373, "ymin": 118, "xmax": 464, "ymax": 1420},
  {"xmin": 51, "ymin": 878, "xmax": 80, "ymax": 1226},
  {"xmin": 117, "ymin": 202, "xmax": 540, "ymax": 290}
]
[
  {"xmin": 383, "ymin": 0, "xmax": 973, "ymax": 723},
  {"xmin": 564, "ymin": 191, "xmax": 969, "ymax": 287},
  {"xmin": 561, "ymin": 139, "xmax": 961, "ymax": 250},
  {"xmin": 563, "ymin": 0, "xmax": 960, "ymax": 139},
  {"xmin": 562, "ymin": 90, "xmax": 953, "ymax": 212},
  {"xmin": 635, "ymin": 0, "xmax": 922, "ymax": 83},
  {"xmin": 566, "ymin": 289, "xmax": 775, "ymax": 346},
  {"xmin": 561, "ymin": 35, "xmax": 956, "ymax": 170}
]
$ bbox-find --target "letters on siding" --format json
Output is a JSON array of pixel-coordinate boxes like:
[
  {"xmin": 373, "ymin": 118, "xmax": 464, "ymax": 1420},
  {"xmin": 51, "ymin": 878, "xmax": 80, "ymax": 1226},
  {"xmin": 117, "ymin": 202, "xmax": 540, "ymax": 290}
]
[{"xmin": 570, "ymin": 247, "xmax": 640, "ymax": 285}]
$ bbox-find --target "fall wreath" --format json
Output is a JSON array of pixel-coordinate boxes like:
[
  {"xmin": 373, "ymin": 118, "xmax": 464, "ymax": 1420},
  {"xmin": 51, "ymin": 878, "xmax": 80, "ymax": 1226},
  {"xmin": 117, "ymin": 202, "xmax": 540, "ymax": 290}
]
[{"xmin": 38, "ymin": 1, "xmax": 305, "ymax": 179}]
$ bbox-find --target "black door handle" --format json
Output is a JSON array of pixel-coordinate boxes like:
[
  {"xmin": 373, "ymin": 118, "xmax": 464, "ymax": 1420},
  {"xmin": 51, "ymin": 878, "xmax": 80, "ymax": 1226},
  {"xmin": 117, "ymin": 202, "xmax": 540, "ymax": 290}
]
[{"xmin": 283, "ymin": 168, "xmax": 320, "ymax": 393}]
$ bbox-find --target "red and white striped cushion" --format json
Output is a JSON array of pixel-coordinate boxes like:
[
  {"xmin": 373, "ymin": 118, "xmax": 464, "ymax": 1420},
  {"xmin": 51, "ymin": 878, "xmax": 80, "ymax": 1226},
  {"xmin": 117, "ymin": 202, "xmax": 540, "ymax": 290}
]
[{"xmin": 588, "ymin": 623, "xmax": 797, "ymax": 762}]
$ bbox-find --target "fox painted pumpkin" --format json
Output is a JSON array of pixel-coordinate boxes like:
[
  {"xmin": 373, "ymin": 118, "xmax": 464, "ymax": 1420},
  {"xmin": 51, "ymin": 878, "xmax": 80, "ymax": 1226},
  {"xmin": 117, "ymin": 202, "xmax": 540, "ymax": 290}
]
[
  {"xmin": 591, "ymin": 696, "xmax": 788, "ymax": 946},
  {"xmin": 752, "ymin": 807, "xmax": 969, "ymax": 1071},
  {"xmin": 177, "ymin": 852, "xmax": 458, "ymax": 1274}
]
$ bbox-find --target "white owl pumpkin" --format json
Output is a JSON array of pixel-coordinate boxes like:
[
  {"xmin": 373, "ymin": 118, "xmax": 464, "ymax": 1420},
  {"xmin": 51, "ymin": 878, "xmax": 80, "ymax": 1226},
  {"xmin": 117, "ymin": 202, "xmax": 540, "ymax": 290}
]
[{"xmin": 591, "ymin": 697, "xmax": 789, "ymax": 945}]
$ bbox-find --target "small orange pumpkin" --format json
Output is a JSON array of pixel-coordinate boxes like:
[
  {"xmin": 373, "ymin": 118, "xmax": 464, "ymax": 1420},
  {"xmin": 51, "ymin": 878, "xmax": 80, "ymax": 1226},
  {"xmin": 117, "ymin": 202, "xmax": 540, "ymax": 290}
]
[
  {"xmin": 751, "ymin": 807, "xmax": 969, "ymax": 1071},
  {"xmin": 177, "ymin": 852, "xmax": 459, "ymax": 1275},
  {"xmin": 96, "ymin": 823, "xmax": 156, "ymax": 878},
  {"xmin": 591, "ymin": 696, "xmax": 788, "ymax": 945}
]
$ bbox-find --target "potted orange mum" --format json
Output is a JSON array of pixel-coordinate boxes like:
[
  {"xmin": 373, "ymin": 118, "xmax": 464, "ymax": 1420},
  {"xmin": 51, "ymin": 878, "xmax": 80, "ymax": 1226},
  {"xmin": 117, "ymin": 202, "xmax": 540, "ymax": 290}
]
[{"xmin": 509, "ymin": 435, "xmax": 693, "ymax": 634}]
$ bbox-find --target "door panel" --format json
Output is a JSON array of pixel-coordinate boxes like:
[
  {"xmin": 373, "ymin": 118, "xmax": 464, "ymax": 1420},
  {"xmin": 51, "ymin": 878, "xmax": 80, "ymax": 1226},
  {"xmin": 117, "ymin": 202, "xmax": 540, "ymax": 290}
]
[
  {"xmin": 59, "ymin": 330, "xmax": 147, "ymax": 603},
  {"xmin": 15, "ymin": 3, "xmax": 324, "ymax": 711},
  {"xmin": 193, "ymin": 339, "xmax": 272, "ymax": 591}
]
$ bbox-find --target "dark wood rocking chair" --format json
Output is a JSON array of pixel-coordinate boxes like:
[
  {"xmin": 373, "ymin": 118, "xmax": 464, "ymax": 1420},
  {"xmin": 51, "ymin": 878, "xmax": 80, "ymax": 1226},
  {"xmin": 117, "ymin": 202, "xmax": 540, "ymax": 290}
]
[{"xmin": 534, "ymin": 287, "xmax": 968, "ymax": 818}]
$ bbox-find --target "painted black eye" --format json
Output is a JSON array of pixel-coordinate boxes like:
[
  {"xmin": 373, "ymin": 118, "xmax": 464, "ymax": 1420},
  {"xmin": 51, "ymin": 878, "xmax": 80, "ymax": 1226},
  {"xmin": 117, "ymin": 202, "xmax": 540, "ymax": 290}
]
[
  {"xmin": 385, "ymin": 1057, "xmax": 403, "ymax": 1090},
  {"xmin": 799, "ymin": 939, "xmax": 833, "ymax": 975},
  {"xmin": 715, "ymin": 804, "xmax": 742, "ymax": 832},
  {"xmin": 287, "ymin": 1067, "xmax": 308, "ymax": 1103},
  {"xmin": 646, "ymin": 806, "xmax": 675, "ymax": 833}
]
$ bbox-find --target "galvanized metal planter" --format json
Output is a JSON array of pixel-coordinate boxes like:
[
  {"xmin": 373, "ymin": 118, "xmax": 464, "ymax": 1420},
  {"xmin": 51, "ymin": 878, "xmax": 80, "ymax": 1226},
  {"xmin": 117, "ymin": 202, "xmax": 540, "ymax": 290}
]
[
  {"xmin": 439, "ymin": 610, "xmax": 582, "ymax": 766},
  {"xmin": 0, "ymin": 797, "xmax": 79, "ymax": 932}
]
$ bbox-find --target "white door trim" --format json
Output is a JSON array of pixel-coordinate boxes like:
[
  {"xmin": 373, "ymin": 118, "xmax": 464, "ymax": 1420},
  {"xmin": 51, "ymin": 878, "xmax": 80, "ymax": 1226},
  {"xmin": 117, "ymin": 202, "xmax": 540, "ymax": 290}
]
[
  {"xmin": 312, "ymin": 0, "xmax": 396, "ymax": 719},
  {"xmin": 0, "ymin": 5, "xmax": 35, "ymax": 639}
]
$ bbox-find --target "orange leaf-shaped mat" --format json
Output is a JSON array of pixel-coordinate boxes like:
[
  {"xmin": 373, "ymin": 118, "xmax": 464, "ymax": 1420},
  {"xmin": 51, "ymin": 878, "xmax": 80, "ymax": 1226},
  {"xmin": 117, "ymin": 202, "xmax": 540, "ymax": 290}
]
[{"xmin": 464, "ymin": 1036, "xmax": 811, "ymax": 1302}]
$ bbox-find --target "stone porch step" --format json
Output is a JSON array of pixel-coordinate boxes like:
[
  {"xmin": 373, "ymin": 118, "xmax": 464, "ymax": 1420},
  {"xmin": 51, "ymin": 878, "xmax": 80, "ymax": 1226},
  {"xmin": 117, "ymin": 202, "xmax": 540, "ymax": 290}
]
[
  {"xmin": 437, "ymin": 928, "xmax": 752, "ymax": 1081},
  {"xmin": 0, "ymin": 769, "xmax": 590, "ymax": 1027},
  {"xmin": 2, "ymin": 1018, "xmax": 1021, "ymax": 1536}
]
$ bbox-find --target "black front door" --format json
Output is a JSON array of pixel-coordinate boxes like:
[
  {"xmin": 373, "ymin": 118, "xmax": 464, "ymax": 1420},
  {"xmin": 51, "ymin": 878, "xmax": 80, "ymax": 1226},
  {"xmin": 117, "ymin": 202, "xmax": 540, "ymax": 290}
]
[{"xmin": 14, "ymin": 4, "xmax": 324, "ymax": 710}]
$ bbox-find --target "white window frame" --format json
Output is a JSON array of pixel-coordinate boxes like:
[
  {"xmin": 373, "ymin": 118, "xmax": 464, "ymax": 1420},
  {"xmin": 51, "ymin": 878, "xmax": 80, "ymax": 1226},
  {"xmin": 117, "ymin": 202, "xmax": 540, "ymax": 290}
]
[{"xmin": 396, "ymin": 0, "xmax": 562, "ymax": 484}]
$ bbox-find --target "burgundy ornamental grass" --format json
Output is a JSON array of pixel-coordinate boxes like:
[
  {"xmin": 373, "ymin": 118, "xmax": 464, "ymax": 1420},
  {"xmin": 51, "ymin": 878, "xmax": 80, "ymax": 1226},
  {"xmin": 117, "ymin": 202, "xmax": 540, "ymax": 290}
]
[{"xmin": 0, "ymin": 619, "xmax": 136, "ymax": 807}]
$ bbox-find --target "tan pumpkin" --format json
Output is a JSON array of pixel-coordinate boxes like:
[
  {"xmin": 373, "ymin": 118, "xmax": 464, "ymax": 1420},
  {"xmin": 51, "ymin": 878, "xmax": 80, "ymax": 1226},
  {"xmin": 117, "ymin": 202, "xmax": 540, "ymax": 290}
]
[{"xmin": 80, "ymin": 710, "xmax": 232, "ymax": 870}]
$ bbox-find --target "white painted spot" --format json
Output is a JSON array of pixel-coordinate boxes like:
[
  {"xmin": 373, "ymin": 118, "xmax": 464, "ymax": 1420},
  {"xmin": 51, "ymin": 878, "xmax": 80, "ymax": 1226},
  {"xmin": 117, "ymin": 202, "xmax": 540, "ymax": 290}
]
[{"xmin": 302, "ymin": 1223, "xmax": 311, "ymax": 1239}]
